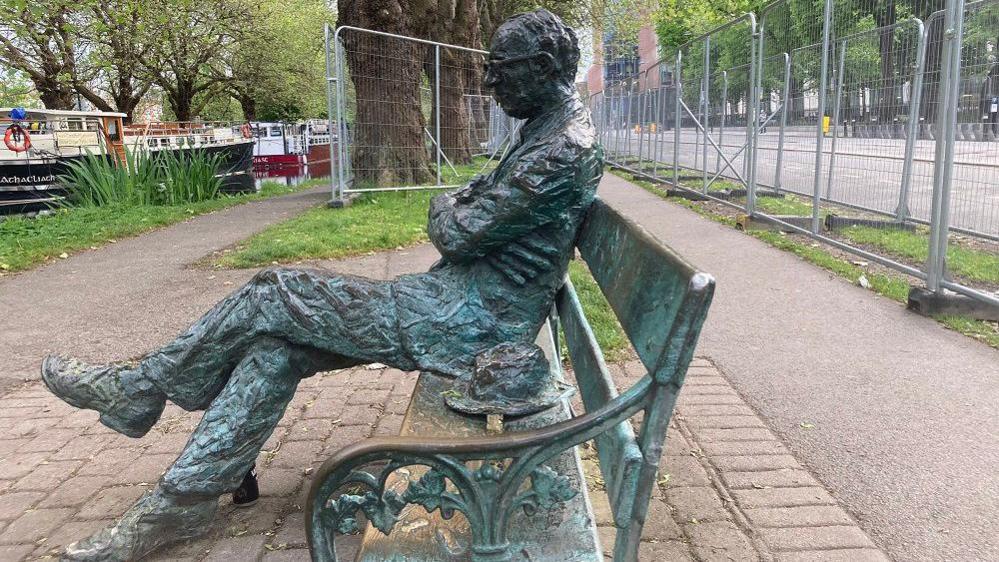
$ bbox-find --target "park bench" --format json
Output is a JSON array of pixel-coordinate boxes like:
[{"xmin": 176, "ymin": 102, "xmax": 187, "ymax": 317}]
[{"xmin": 305, "ymin": 198, "xmax": 715, "ymax": 561}]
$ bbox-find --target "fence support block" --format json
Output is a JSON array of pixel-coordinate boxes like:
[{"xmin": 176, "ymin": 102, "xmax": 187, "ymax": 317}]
[{"xmin": 907, "ymin": 288, "xmax": 999, "ymax": 321}]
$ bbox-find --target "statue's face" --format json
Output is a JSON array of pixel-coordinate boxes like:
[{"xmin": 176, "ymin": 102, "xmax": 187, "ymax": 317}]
[{"xmin": 484, "ymin": 29, "xmax": 556, "ymax": 120}]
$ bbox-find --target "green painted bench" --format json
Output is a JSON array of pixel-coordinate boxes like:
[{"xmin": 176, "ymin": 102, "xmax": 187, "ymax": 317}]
[{"xmin": 306, "ymin": 198, "xmax": 715, "ymax": 561}]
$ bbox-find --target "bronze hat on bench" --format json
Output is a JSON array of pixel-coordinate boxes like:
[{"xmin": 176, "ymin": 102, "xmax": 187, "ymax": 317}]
[{"xmin": 445, "ymin": 341, "xmax": 575, "ymax": 417}]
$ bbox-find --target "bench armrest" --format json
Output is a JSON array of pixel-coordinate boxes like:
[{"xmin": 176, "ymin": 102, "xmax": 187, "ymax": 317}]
[{"xmin": 306, "ymin": 375, "xmax": 655, "ymax": 562}]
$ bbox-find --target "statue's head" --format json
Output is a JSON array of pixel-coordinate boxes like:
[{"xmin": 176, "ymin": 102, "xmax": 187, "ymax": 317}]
[{"xmin": 485, "ymin": 10, "xmax": 580, "ymax": 120}]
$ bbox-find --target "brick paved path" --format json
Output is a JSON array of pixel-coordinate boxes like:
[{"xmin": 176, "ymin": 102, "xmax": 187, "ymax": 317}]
[{"xmin": 0, "ymin": 356, "xmax": 886, "ymax": 561}]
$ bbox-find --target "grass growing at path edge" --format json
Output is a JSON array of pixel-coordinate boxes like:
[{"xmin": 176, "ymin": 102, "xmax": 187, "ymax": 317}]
[
  {"xmin": 568, "ymin": 260, "xmax": 631, "ymax": 362},
  {"xmin": 214, "ymin": 189, "xmax": 435, "ymax": 268},
  {"xmin": 0, "ymin": 180, "xmax": 326, "ymax": 275},
  {"xmin": 608, "ymin": 167, "xmax": 999, "ymax": 349}
]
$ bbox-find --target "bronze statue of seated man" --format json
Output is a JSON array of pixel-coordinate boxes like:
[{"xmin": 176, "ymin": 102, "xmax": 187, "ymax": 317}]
[{"xmin": 41, "ymin": 9, "xmax": 602, "ymax": 560}]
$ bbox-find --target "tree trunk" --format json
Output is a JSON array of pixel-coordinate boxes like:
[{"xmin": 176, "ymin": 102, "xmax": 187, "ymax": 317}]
[
  {"xmin": 34, "ymin": 76, "xmax": 75, "ymax": 110},
  {"xmin": 238, "ymin": 94, "xmax": 257, "ymax": 122},
  {"xmin": 338, "ymin": 0, "xmax": 434, "ymax": 186}
]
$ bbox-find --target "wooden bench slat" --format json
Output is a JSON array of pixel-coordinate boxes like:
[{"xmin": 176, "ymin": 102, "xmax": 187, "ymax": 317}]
[
  {"xmin": 576, "ymin": 200, "xmax": 697, "ymax": 380},
  {"xmin": 556, "ymin": 280, "xmax": 644, "ymax": 529}
]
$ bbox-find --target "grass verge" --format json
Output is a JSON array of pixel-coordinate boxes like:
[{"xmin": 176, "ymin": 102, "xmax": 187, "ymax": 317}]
[
  {"xmin": 214, "ymin": 157, "xmax": 496, "ymax": 269},
  {"xmin": 608, "ymin": 167, "xmax": 999, "ymax": 349},
  {"xmin": 568, "ymin": 260, "xmax": 631, "ymax": 362},
  {"xmin": 214, "ymin": 189, "xmax": 434, "ymax": 268},
  {"xmin": 0, "ymin": 180, "xmax": 325, "ymax": 275}
]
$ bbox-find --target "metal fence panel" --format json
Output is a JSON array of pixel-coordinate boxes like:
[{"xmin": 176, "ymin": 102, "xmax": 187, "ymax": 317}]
[{"xmin": 328, "ymin": 26, "xmax": 515, "ymax": 198}]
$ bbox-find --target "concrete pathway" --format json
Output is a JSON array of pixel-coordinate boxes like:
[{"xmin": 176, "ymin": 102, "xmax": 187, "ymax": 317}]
[
  {"xmin": 598, "ymin": 173, "xmax": 999, "ymax": 562},
  {"xmin": 0, "ymin": 187, "xmax": 329, "ymax": 395}
]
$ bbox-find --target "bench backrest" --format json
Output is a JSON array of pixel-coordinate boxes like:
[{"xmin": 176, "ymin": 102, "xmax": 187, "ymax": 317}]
[{"xmin": 557, "ymin": 198, "xmax": 714, "ymax": 560}]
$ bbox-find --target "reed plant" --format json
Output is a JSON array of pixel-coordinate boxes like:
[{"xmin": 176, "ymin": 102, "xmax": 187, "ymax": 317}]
[{"xmin": 60, "ymin": 148, "xmax": 223, "ymax": 207}]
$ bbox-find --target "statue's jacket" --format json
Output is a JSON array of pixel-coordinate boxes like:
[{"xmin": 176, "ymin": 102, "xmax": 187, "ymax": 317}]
[
  {"xmin": 245, "ymin": 95, "xmax": 603, "ymax": 384},
  {"xmin": 394, "ymin": 95, "xmax": 603, "ymax": 377}
]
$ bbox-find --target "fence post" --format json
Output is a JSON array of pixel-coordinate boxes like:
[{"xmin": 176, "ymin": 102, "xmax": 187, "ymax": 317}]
[
  {"xmin": 811, "ymin": 0, "xmax": 835, "ymax": 234},
  {"xmin": 674, "ymin": 52, "xmax": 683, "ymax": 188},
  {"xmin": 898, "ymin": 18, "xmax": 928, "ymax": 222},
  {"xmin": 324, "ymin": 23, "xmax": 340, "ymax": 204},
  {"xmin": 826, "ymin": 40, "xmax": 847, "ymax": 199},
  {"xmin": 926, "ymin": 0, "xmax": 965, "ymax": 292},
  {"xmin": 717, "ymin": 71, "xmax": 727, "ymax": 175},
  {"xmin": 335, "ymin": 30, "xmax": 350, "ymax": 197},
  {"xmin": 775, "ymin": 52, "xmax": 791, "ymax": 192},
  {"xmin": 702, "ymin": 36, "xmax": 711, "ymax": 194},
  {"xmin": 747, "ymin": 13, "xmax": 761, "ymax": 215},
  {"xmin": 638, "ymin": 75, "xmax": 648, "ymax": 171},
  {"xmin": 434, "ymin": 45, "xmax": 442, "ymax": 186}
]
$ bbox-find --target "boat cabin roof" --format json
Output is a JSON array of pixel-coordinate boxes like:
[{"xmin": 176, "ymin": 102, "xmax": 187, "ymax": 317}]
[{"xmin": 1, "ymin": 108, "xmax": 127, "ymax": 119}]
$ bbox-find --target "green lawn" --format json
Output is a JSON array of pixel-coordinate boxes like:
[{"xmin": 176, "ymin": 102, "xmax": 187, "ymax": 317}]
[
  {"xmin": 608, "ymin": 168, "xmax": 999, "ymax": 349},
  {"xmin": 0, "ymin": 180, "xmax": 325, "ymax": 275},
  {"xmin": 568, "ymin": 260, "xmax": 631, "ymax": 362},
  {"xmin": 215, "ymin": 157, "xmax": 497, "ymax": 269},
  {"xmin": 213, "ymin": 189, "xmax": 435, "ymax": 268},
  {"xmin": 837, "ymin": 225, "xmax": 999, "ymax": 285}
]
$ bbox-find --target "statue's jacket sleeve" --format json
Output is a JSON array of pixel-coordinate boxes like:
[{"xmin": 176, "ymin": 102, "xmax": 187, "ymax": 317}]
[{"xmin": 392, "ymin": 99, "xmax": 603, "ymax": 378}]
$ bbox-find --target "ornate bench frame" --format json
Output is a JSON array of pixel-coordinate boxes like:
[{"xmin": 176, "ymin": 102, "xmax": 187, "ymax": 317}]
[{"xmin": 306, "ymin": 199, "xmax": 715, "ymax": 561}]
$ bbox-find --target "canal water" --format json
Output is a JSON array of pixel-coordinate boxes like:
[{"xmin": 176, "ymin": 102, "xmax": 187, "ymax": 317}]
[{"xmin": 253, "ymin": 158, "xmax": 331, "ymax": 189}]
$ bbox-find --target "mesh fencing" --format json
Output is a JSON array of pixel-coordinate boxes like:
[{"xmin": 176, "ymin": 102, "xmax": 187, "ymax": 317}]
[
  {"xmin": 326, "ymin": 26, "xmax": 516, "ymax": 196},
  {"xmin": 591, "ymin": 0, "xmax": 999, "ymax": 309}
]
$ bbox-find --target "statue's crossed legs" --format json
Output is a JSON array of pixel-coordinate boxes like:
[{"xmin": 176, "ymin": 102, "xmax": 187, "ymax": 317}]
[{"xmin": 43, "ymin": 268, "xmax": 415, "ymax": 560}]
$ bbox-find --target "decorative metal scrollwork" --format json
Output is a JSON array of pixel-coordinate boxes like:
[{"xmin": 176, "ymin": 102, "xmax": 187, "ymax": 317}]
[{"xmin": 319, "ymin": 456, "xmax": 578, "ymax": 550}]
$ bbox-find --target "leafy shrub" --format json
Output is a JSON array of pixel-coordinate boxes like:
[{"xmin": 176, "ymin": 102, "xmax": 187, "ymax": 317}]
[{"xmin": 61, "ymin": 148, "xmax": 223, "ymax": 207}]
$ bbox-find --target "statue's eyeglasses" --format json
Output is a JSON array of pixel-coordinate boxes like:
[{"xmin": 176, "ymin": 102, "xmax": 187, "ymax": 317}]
[{"xmin": 483, "ymin": 52, "xmax": 554, "ymax": 75}]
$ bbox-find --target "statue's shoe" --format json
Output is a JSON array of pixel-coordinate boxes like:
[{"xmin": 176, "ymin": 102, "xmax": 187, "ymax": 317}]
[
  {"xmin": 61, "ymin": 489, "xmax": 216, "ymax": 561},
  {"xmin": 41, "ymin": 355, "xmax": 165, "ymax": 438}
]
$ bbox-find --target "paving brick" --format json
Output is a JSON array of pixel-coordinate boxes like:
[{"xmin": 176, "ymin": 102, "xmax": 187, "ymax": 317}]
[
  {"xmin": 0, "ymin": 407, "xmax": 37, "ymax": 420},
  {"xmin": 588, "ymin": 490, "xmax": 614, "ymax": 526},
  {"xmin": 286, "ymin": 419, "xmax": 335, "ymax": 442},
  {"xmin": 745, "ymin": 505, "xmax": 855, "ymax": 528},
  {"xmin": 0, "ymin": 452, "xmax": 48, "ymax": 480},
  {"xmin": 203, "ymin": 535, "xmax": 267, "ymax": 562},
  {"xmin": 301, "ymin": 399, "xmax": 344, "ymax": 420},
  {"xmin": 777, "ymin": 548, "xmax": 890, "ymax": 561},
  {"xmin": 272, "ymin": 511, "xmax": 307, "ymax": 546},
  {"xmin": 665, "ymin": 486, "xmax": 730, "ymax": 523},
  {"xmin": 12, "ymin": 459, "xmax": 83, "ymax": 491},
  {"xmin": 37, "ymin": 518, "xmax": 112, "ymax": 552},
  {"xmin": 144, "ymin": 432, "xmax": 192, "ymax": 454},
  {"xmin": 7, "ymin": 417, "xmax": 60, "ymax": 438},
  {"xmin": 642, "ymin": 497, "xmax": 683, "ymax": 540},
  {"xmin": 723, "ymin": 469, "xmax": 822, "ymax": 490},
  {"xmin": 760, "ymin": 526, "xmax": 876, "ymax": 551},
  {"xmin": 219, "ymin": 498, "xmax": 285, "ymax": 534},
  {"xmin": 732, "ymin": 487, "xmax": 837, "ymax": 509},
  {"xmin": 678, "ymin": 393, "xmax": 745, "ymax": 405},
  {"xmin": 373, "ymin": 414, "xmax": 405, "ymax": 436},
  {"xmin": 116, "ymin": 453, "xmax": 176, "ymax": 484},
  {"xmin": 684, "ymin": 416, "xmax": 768, "ymax": 430},
  {"xmin": 18, "ymin": 430, "xmax": 79, "ymax": 453},
  {"xmin": 692, "ymin": 427, "xmax": 777, "ymax": 442},
  {"xmin": 346, "ymin": 388, "xmax": 391, "ymax": 406},
  {"xmin": 337, "ymin": 405, "xmax": 381, "ymax": 427},
  {"xmin": 698, "ymin": 440, "xmax": 790, "ymax": 457},
  {"xmin": 76, "ymin": 447, "xmax": 143, "ymax": 476},
  {"xmin": 638, "ymin": 540, "xmax": 695, "ymax": 561},
  {"xmin": 663, "ymin": 431, "xmax": 694, "ymax": 456},
  {"xmin": 0, "ymin": 491, "xmax": 45, "ymax": 520},
  {"xmin": 258, "ymin": 468, "xmax": 304, "ymax": 498},
  {"xmin": 711, "ymin": 455, "xmax": 801, "ymax": 472},
  {"xmin": 77, "ymin": 486, "xmax": 146, "ymax": 519},
  {"xmin": 0, "ymin": 439, "xmax": 29, "ymax": 456},
  {"xmin": 269, "ymin": 440, "xmax": 324, "ymax": 469},
  {"xmin": 48, "ymin": 434, "xmax": 111, "ymax": 461},
  {"xmin": 660, "ymin": 455, "xmax": 712, "ymax": 487},
  {"xmin": 682, "ymin": 385, "xmax": 740, "ymax": 396},
  {"xmin": 678, "ymin": 404, "xmax": 756, "ymax": 417},
  {"xmin": 0, "ymin": 507, "xmax": 74, "ymax": 544},
  {"xmin": 0, "ymin": 544, "xmax": 34, "ymax": 561},
  {"xmin": 685, "ymin": 376, "xmax": 728, "ymax": 386},
  {"xmin": 323, "ymin": 425, "xmax": 373, "ymax": 456},
  {"xmin": 262, "ymin": 548, "xmax": 311, "ymax": 561},
  {"xmin": 684, "ymin": 520, "xmax": 760, "ymax": 561},
  {"xmin": 596, "ymin": 526, "xmax": 615, "ymax": 559},
  {"xmin": 39, "ymin": 475, "xmax": 109, "ymax": 507}
]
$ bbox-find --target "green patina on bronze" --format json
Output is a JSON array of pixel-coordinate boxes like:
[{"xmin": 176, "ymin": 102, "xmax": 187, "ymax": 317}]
[{"xmin": 39, "ymin": 9, "xmax": 609, "ymax": 561}]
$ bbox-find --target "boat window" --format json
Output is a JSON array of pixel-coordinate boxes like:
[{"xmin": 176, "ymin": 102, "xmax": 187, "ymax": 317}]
[
  {"xmin": 269, "ymin": 126, "xmax": 282, "ymax": 137},
  {"xmin": 147, "ymin": 139, "xmax": 157, "ymax": 148}
]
